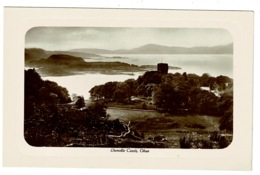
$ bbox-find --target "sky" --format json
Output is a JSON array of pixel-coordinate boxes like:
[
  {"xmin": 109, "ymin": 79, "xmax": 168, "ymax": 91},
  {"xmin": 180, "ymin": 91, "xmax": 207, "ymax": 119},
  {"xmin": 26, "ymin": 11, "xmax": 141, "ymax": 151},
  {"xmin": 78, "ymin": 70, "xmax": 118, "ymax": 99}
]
[{"xmin": 25, "ymin": 27, "xmax": 233, "ymax": 51}]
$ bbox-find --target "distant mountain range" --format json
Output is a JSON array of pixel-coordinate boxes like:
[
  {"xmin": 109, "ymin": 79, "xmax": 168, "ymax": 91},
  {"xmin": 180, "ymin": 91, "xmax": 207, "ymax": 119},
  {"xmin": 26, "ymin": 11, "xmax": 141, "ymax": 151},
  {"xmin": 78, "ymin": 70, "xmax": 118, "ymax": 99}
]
[
  {"xmin": 70, "ymin": 43, "xmax": 233, "ymax": 55},
  {"xmin": 25, "ymin": 43, "xmax": 233, "ymax": 62},
  {"xmin": 24, "ymin": 43, "xmax": 232, "ymax": 76}
]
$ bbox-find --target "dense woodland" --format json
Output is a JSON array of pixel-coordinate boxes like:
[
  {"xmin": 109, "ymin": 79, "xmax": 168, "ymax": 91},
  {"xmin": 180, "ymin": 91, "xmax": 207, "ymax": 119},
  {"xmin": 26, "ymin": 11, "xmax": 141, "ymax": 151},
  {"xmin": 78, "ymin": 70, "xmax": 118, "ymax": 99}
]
[
  {"xmin": 25, "ymin": 69, "xmax": 128, "ymax": 146},
  {"xmin": 24, "ymin": 69, "xmax": 233, "ymax": 148},
  {"xmin": 90, "ymin": 71, "xmax": 233, "ymax": 131}
]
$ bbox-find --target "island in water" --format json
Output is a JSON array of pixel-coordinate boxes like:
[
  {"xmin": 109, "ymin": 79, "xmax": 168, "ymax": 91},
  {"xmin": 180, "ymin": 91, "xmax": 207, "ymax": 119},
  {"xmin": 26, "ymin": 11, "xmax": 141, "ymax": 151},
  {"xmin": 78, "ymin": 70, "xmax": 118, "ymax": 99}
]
[{"xmin": 25, "ymin": 48, "xmax": 181, "ymax": 76}]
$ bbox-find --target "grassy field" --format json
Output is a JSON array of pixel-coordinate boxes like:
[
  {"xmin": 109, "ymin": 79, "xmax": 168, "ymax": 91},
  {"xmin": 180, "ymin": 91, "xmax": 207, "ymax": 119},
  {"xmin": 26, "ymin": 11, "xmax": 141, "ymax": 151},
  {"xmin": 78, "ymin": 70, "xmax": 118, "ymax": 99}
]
[{"xmin": 107, "ymin": 108, "xmax": 222, "ymax": 148}]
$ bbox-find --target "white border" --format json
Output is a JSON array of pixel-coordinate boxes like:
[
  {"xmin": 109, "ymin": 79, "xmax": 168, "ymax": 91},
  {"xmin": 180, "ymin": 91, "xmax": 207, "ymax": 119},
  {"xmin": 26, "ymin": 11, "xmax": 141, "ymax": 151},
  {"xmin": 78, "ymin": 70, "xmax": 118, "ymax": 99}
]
[
  {"xmin": 3, "ymin": 8, "xmax": 253, "ymax": 170},
  {"xmin": 1, "ymin": 1, "xmax": 259, "ymax": 175}
]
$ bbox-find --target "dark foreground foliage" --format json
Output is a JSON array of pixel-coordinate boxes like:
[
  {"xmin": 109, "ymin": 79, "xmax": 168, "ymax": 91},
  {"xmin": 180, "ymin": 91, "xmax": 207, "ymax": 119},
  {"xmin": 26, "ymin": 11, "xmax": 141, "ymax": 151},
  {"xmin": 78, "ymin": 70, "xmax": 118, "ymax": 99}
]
[
  {"xmin": 24, "ymin": 69, "xmax": 128, "ymax": 147},
  {"xmin": 24, "ymin": 69, "xmax": 233, "ymax": 148},
  {"xmin": 179, "ymin": 132, "xmax": 232, "ymax": 149}
]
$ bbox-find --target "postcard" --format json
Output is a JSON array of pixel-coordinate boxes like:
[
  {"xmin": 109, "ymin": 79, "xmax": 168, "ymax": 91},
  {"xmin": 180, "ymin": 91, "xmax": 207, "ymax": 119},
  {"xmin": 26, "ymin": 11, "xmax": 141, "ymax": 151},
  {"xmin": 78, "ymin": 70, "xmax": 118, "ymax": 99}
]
[{"xmin": 3, "ymin": 7, "xmax": 253, "ymax": 170}]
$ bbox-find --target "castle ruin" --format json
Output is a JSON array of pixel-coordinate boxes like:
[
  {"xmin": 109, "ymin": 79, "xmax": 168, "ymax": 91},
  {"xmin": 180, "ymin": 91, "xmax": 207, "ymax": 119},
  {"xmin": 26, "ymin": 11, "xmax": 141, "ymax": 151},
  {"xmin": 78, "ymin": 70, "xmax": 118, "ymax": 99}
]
[{"xmin": 157, "ymin": 63, "xmax": 168, "ymax": 74}]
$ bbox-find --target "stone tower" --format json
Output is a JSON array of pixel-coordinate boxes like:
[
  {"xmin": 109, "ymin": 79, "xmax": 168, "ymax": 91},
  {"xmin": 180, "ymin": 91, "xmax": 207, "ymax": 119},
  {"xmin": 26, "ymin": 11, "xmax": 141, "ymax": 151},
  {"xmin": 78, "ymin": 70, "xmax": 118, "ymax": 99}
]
[{"xmin": 157, "ymin": 63, "xmax": 168, "ymax": 74}]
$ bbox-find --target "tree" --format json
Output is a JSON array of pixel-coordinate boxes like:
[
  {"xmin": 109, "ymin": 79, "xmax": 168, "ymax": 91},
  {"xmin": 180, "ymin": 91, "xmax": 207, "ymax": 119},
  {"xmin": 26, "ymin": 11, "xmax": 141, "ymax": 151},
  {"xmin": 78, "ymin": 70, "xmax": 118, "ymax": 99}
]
[
  {"xmin": 25, "ymin": 69, "xmax": 44, "ymax": 99},
  {"xmin": 125, "ymin": 79, "xmax": 138, "ymax": 96},
  {"xmin": 89, "ymin": 85, "xmax": 103, "ymax": 100},
  {"xmin": 219, "ymin": 107, "xmax": 233, "ymax": 131},
  {"xmin": 25, "ymin": 69, "xmax": 71, "ymax": 105},
  {"xmin": 113, "ymin": 89, "xmax": 129, "ymax": 103},
  {"xmin": 112, "ymin": 82, "xmax": 131, "ymax": 103},
  {"xmin": 75, "ymin": 96, "xmax": 85, "ymax": 109},
  {"xmin": 188, "ymin": 87, "xmax": 202, "ymax": 113},
  {"xmin": 101, "ymin": 81, "xmax": 118, "ymax": 99},
  {"xmin": 217, "ymin": 93, "xmax": 233, "ymax": 116},
  {"xmin": 218, "ymin": 93, "xmax": 233, "ymax": 131},
  {"xmin": 137, "ymin": 71, "xmax": 162, "ymax": 85},
  {"xmin": 216, "ymin": 75, "xmax": 231, "ymax": 91},
  {"xmin": 84, "ymin": 102, "xmax": 108, "ymax": 121},
  {"xmin": 185, "ymin": 73, "xmax": 200, "ymax": 88},
  {"xmin": 44, "ymin": 80, "xmax": 71, "ymax": 103},
  {"xmin": 182, "ymin": 72, "xmax": 188, "ymax": 81},
  {"xmin": 153, "ymin": 83, "xmax": 178, "ymax": 112},
  {"xmin": 199, "ymin": 73, "xmax": 211, "ymax": 86},
  {"xmin": 197, "ymin": 90, "xmax": 219, "ymax": 115}
]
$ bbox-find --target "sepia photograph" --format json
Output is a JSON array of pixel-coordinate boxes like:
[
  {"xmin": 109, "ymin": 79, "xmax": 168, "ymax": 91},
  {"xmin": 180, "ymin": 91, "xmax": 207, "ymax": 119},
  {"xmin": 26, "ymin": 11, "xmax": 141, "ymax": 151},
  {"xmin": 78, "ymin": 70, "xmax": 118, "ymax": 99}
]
[
  {"xmin": 3, "ymin": 7, "xmax": 253, "ymax": 170},
  {"xmin": 24, "ymin": 27, "xmax": 233, "ymax": 148}
]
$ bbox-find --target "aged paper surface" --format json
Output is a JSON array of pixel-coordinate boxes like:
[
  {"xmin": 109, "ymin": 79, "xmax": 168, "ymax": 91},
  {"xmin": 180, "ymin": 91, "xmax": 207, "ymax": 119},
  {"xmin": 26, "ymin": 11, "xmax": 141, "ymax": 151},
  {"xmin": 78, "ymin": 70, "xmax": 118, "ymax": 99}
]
[{"xmin": 3, "ymin": 8, "xmax": 253, "ymax": 170}]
